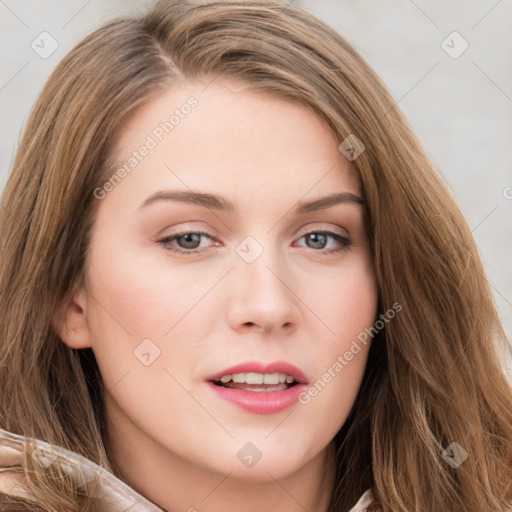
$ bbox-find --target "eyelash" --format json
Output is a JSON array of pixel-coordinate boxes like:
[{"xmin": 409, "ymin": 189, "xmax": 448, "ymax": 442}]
[{"xmin": 156, "ymin": 229, "xmax": 353, "ymax": 256}]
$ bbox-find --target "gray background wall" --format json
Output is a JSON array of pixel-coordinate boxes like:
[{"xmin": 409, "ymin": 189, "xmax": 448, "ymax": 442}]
[{"xmin": 1, "ymin": 1, "xmax": 511, "ymax": 373}]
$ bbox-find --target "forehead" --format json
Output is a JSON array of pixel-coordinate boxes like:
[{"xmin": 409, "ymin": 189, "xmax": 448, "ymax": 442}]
[{"xmin": 107, "ymin": 78, "xmax": 361, "ymax": 207}]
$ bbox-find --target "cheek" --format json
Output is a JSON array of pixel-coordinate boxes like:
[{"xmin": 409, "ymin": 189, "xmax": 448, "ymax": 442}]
[
  {"xmin": 336, "ymin": 270, "xmax": 378, "ymax": 341},
  {"xmin": 85, "ymin": 240, "xmax": 199, "ymax": 339},
  {"xmin": 298, "ymin": 255, "xmax": 377, "ymax": 419},
  {"xmin": 317, "ymin": 253, "xmax": 378, "ymax": 350},
  {"xmin": 84, "ymin": 250, "xmax": 206, "ymax": 428},
  {"xmin": 83, "ymin": 235, "xmax": 210, "ymax": 392}
]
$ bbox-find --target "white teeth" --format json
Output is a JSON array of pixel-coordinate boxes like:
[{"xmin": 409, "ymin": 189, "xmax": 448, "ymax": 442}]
[
  {"xmin": 262, "ymin": 373, "xmax": 279, "ymax": 385},
  {"xmin": 218, "ymin": 372, "xmax": 295, "ymax": 385},
  {"xmin": 245, "ymin": 373, "xmax": 263, "ymax": 384}
]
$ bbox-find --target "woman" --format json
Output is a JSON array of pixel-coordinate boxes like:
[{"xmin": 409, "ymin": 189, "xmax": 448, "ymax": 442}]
[{"xmin": 0, "ymin": 1, "xmax": 511, "ymax": 511}]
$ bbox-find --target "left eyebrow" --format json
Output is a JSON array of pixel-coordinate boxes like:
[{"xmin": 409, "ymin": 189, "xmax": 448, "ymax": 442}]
[
  {"xmin": 138, "ymin": 190, "xmax": 364, "ymax": 213},
  {"xmin": 294, "ymin": 192, "xmax": 364, "ymax": 214}
]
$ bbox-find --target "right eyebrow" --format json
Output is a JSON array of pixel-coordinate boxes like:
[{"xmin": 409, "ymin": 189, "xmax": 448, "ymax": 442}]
[{"xmin": 138, "ymin": 190, "xmax": 236, "ymax": 212}]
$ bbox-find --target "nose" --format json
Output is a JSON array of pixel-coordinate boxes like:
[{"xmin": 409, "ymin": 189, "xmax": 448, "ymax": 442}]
[{"xmin": 226, "ymin": 244, "xmax": 301, "ymax": 335}]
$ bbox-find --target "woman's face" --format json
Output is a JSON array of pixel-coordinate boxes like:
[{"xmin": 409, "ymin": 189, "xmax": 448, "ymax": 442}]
[{"xmin": 63, "ymin": 78, "xmax": 378, "ymax": 486}]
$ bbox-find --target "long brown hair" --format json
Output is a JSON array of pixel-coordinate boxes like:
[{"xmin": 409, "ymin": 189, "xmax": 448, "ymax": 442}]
[{"xmin": 1, "ymin": 1, "xmax": 511, "ymax": 510}]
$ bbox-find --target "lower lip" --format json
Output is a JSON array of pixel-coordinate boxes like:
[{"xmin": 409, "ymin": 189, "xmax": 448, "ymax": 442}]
[{"xmin": 206, "ymin": 382, "xmax": 308, "ymax": 414}]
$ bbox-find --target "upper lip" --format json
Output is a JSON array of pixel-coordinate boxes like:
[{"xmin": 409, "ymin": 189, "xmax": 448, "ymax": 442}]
[{"xmin": 206, "ymin": 360, "xmax": 308, "ymax": 385}]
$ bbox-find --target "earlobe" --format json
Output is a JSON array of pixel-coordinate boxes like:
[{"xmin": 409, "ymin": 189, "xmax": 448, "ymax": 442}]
[{"xmin": 52, "ymin": 288, "xmax": 92, "ymax": 349}]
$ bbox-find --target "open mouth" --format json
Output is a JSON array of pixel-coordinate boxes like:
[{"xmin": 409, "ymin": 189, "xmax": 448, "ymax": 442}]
[
  {"xmin": 211, "ymin": 372, "xmax": 298, "ymax": 392},
  {"xmin": 206, "ymin": 368, "xmax": 307, "ymax": 413}
]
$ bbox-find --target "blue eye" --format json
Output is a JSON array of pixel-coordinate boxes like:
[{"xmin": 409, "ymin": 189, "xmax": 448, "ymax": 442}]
[
  {"xmin": 157, "ymin": 229, "xmax": 353, "ymax": 255},
  {"xmin": 296, "ymin": 230, "xmax": 353, "ymax": 253},
  {"xmin": 157, "ymin": 230, "xmax": 214, "ymax": 254}
]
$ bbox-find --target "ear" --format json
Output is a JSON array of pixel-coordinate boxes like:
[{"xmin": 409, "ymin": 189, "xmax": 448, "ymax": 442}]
[{"xmin": 52, "ymin": 288, "xmax": 92, "ymax": 349}]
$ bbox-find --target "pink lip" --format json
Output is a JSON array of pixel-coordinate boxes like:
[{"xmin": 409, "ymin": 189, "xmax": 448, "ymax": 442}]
[
  {"xmin": 206, "ymin": 381, "xmax": 308, "ymax": 414},
  {"xmin": 205, "ymin": 360, "xmax": 308, "ymax": 385},
  {"xmin": 205, "ymin": 360, "xmax": 309, "ymax": 415}
]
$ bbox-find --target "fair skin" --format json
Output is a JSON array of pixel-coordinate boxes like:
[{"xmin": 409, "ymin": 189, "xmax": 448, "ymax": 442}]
[{"xmin": 56, "ymin": 78, "xmax": 378, "ymax": 512}]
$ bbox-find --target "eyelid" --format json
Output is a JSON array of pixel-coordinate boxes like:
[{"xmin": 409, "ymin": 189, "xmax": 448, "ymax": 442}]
[{"xmin": 296, "ymin": 223, "xmax": 349, "ymax": 239}]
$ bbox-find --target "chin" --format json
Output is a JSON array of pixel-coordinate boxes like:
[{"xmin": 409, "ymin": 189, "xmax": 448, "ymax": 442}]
[
  {"xmin": 226, "ymin": 457, "xmax": 306, "ymax": 483},
  {"xmin": 216, "ymin": 439, "xmax": 320, "ymax": 482}
]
